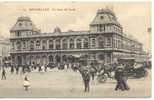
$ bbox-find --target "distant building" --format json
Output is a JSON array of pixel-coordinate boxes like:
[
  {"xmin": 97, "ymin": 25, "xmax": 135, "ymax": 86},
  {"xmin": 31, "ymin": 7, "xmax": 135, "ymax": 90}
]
[
  {"xmin": 9, "ymin": 8, "xmax": 145, "ymax": 66},
  {"xmin": 0, "ymin": 38, "xmax": 10, "ymax": 66}
]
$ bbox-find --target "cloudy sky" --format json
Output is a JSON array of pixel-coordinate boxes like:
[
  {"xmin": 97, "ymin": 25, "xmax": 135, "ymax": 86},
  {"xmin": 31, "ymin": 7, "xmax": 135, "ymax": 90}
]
[{"xmin": 0, "ymin": 2, "xmax": 152, "ymax": 52}]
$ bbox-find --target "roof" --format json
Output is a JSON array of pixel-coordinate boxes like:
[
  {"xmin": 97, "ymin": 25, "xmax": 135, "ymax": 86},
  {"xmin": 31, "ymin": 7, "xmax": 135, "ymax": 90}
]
[
  {"xmin": 10, "ymin": 16, "xmax": 39, "ymax": 32},
  {"xmin": 90, "ymin": 8, "xmax": 121, "ymax": 27},
  {"xmin": 18, "ymin": 30, "xmax": 90, "ymax": 37}
]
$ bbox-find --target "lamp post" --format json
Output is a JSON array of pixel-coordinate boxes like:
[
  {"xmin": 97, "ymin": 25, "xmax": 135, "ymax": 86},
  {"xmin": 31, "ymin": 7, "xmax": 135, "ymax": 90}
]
[{"xmin": 147, "ymin": 27, "xmax": 151, "ymax": 62}]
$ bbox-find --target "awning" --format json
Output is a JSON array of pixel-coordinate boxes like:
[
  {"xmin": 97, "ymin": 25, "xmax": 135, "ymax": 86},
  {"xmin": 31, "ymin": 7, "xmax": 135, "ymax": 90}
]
[
  {"xmin": 119, "ymin": 57, "xmax": 135, "ymax": 60},
  {"xmin": 135, "ymin": 58, "xmax": 146, "ymax": 62},
  {"xmin": 72, "ymin": 54, "xmax": 82, "ymax": 58}
]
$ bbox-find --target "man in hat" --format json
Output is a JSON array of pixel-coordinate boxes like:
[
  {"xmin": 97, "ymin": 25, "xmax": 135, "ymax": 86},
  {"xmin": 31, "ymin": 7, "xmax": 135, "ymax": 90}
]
[
  {"xmin": 1, "ymin": 68, "xmax": 6, "ymax": 80},
  {"xmin": 114, "ymin": 64, "xmax": 125, "ymax": 91},
  {"xmin": 82, "ymin": 70, "xmax": 91, "ymax": 92}
]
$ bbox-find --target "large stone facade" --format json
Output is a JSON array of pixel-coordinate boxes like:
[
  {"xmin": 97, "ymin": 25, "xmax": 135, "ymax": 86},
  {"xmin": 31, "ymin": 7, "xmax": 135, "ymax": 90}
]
[{"xmin": 9, "ymin": 8, "xmax": 144, "ymax": 66}]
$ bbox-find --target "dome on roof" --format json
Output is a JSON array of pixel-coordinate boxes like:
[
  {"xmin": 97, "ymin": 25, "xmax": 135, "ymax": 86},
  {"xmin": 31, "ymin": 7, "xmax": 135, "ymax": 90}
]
[
  {"xmin": 90, "ymin": 8, "xmax": 121, "ymax": 27},
  {"xmin": 54, "ymin": 27, "xmax": 61, "ymax": 33},
  {"xmin": 10, "ymin": 16, "xmax": 39, "ymax": 32}
]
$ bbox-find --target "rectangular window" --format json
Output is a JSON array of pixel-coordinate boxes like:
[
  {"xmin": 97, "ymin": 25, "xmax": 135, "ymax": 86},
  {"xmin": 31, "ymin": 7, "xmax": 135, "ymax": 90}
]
[
  {"xmin": 49, "ymin": 44, "xmax": 54, "ymax": 50},
  {"xmin": 56, "ymin": 44, "xmax": 60, "ymax": 50},
  {"xmin": 70, "ymin": 43, "xmax": 74, "ymax": 49},
  {"xmin": 16, "ymin": 31, "xmax": 21, "ymax": 37},
  {"xmin": 106, "ymin": 38, "xmax": 111, "ymax": 47},
  {"xmin": 77, "ymin": 43, "xmax": 81, "ymax": 49},
  {"xmin": 63, "ymin": 44, "xmax": 67, "ymax": 50},
  {"xmin": 91, "ymin": 38, "xmax": 95, "ymax": 48},
  {"xmin": 12, "ymin": 42, "xmax": 14, "ymax": 50},
  {"xmin": 23, "ymin": 41, "xmax": 26, "ymax": 50},
  {"xmin": 84, "ymin": 42, "xmax": 88, "ymax": 49},
  {"xmin": 42, "ymin": 40, "xmax": 46, "ymax": 50}
]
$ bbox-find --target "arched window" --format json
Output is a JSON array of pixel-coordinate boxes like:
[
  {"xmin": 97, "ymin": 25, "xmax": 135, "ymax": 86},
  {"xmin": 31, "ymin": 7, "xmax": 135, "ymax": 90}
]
[
  {"xmin": 23, "ymin": 41, "xmax": 26, "ymax": 50},
  {"xmin": 19, "ymin": 23, "xmax": 22, "ymax": 26},
  {"xmin": 83, "ymin": 38, "xmax": 89, "ymax": 49},
  {"xmin": 36, "ymin": 40, "xmax": 40, "ymax": 50},
  {"xmin": 98, "ymin": 37, "xmax": 105, "ymax": 48},
  {"xmin": 49, "ymin": 40, "xmax": 54, "ymax": 50},
  {"xmin": 30, "ymin": 41, "xmax": 34, "ymax": 50},
  {"xmin": 62, "ymin": 39, "xmax": 67, "ymax": 50},
  {"xmin": 76, "ymin": 38, "xmax": 82, "ymax": 49},
  {"xmin": 69, "ymin": 38, "xmax": 74, "ymax": 49},
  {"xmin": 42, "ymin": 40, "xmax": 46, "ymax": 50},
  {"xmin": 55, "ymin": 39, "xmax": 61, "ymax": 50},
  {"xmin": 16, "ymin": 41, "xmax": 21, "ymax": 50}
]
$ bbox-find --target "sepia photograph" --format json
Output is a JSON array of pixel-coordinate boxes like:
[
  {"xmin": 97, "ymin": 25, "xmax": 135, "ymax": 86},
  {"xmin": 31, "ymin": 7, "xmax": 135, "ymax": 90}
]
[{"xmin": 0, "ymin": 1, "xmax": 152, "ymax": 98}]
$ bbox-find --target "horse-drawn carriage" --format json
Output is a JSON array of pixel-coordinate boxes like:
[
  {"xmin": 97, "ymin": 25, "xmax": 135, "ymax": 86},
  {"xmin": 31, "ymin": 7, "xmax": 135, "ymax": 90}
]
[
  {"xmin": 121, "ymin": 58, "xmax": 149, "ymax": 78},
  {"xmin": 87, "ymin": 59, "xmax": 115, "ymax": 83},
  {"xmin": 125, "ymin": 63, "xmax": 148, "ymax": 78},
  {"xmin": 93, "ymin": 58, "xmax": 149, "ymax": 83},
  {"xmin": 77, "ymin": 56, "xmax": 149, "ymax": 83}
]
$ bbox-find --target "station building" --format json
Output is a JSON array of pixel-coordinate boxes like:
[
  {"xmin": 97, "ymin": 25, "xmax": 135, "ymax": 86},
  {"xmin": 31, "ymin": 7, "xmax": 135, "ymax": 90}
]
[{"xmin": 9, "ymin": 8, "xmax": 145, "ymax": 66}]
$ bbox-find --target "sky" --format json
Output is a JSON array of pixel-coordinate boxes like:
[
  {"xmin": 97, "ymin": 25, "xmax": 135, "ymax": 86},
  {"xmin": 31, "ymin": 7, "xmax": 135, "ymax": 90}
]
[{"xmin": 0, "ymin": 2, "xmax": 152, "ymax": 52}]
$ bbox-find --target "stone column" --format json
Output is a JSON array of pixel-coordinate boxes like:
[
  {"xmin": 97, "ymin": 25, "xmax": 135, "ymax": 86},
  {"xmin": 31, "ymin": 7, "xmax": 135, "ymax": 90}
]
[
  {"xmin": 67, "ymin": 40, "xmax": 70, "ymax": 49},
  {"xmin": 81, "ymin": 39, "xmax": 84, "ymax": 49},
  {"xmin": 74, "ymin": 38, "xmax": 77, "ymax": 49},
  {"xmin": 46, "ymin": 39, "xmax": 49, "ymax": 50},
  {"xmin": 34, "ymin": 40, "xmax": 36, "ymax": 50},
  {"xmin": 53, "ymin": 40, "xmax": 56, "ymax": 50},
  {"xmin": 60, "ymin": 39, "xmax": 63, "ymax": 49}
]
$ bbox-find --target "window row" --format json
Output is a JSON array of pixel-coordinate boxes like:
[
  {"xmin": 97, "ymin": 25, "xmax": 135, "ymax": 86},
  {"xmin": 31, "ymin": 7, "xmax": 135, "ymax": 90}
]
[{"xmin": 12, "ymin": 37, "xmax": 112, "ymax": 51}]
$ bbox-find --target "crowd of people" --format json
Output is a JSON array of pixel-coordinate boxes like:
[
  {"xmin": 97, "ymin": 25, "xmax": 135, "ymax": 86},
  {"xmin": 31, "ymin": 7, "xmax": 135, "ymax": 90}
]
[{"xmin": 0, "ymin": 60, "xmax": 149, "ymax": 92}]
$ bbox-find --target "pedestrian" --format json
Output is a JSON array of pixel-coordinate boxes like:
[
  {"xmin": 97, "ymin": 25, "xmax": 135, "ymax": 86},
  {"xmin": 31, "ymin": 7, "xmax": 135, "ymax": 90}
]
[
  {"xmin": 38, "ymin": 65, "xmax": 42, "ymax": 72},
  {"xmin": 44, "ymin": 64, "xmax": 47, "ymax": 72},
  {"xmin": 11, "ymin": 65, "xmax": 14, "ymax": 74},
  {"xmin": 114, "ymin": 66, "xmax": 125, "ymax": 91},
  {"xmin": 23, "ymin": 76, "xmax": 30, "ymax": 91},
  {"xmin": 1, "ymin": 68, "xmax": 6, "ymax": 80},
  {"xmin": 16, "ymin": 66, "xmax": 19, "ymax": 74},
  {"xmin": 82, "ymin": 70, "xmax": 91, "ymax": 92},
  {"xmin": 34, "ymin": 64, "xmax": 36, "ymax": 70},
  {"xmin": 22, "ymin": 65, "xmax": 25, "ymax": 74},
  {"xmin": 122, "ymin": 69, "xmax": 130, "ymax": 90}
]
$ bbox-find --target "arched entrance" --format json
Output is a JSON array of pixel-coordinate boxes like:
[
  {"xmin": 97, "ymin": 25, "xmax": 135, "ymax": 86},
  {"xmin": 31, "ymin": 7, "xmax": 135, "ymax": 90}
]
[
  {"xmin": 36, "ymin": 55, "xmax": 40, "ymax": 65},
  {"xmin": 55, "ymin": 55, "xmax": 61, "ymax": 63},
  {"xmin": 17, "ymin": 56, "xmax": 22, "ymax": 66},
  {"xmin": 62, "ymin": 55, "xmax": 67, "ymax": 63},
  {"xmin": 42, "ymin": 55, "xmax": 47, "ymax": 65},
  {"xmin": 48, "ymin": 55, "xmax": 53, "ymax": 63}
]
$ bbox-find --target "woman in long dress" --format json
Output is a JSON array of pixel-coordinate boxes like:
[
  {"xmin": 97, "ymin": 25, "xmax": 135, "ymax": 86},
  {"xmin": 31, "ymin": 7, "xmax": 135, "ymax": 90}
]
[{"xmin": 23, "ymin": 76, "xmax": 30, "ymax": 91}]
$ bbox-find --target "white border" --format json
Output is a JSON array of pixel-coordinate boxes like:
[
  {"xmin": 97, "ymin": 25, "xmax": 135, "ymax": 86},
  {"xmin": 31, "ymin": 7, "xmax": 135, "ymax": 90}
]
[{"xmin": 0, "ymin": 0, "xmax": 153, "ymax": 100}]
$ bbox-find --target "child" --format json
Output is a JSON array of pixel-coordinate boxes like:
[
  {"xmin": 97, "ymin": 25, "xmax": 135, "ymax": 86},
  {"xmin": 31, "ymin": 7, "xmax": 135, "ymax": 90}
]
[{"xmin": 23, "ymin": 76, "xmax": 30, "ymax": 91}]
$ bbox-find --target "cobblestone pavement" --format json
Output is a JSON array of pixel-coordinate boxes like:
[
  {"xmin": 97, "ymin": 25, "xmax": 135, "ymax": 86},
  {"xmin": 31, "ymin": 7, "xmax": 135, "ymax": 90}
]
[{"xmin": 0, "ymin": 68, "xmax": 152, "ymax": 98}]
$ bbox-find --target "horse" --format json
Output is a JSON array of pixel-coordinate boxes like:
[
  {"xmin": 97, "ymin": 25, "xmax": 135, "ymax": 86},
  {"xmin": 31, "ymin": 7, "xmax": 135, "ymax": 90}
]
[{"xmin": 99, "ymin": 63, "xmax": 117, "ymax": 78}]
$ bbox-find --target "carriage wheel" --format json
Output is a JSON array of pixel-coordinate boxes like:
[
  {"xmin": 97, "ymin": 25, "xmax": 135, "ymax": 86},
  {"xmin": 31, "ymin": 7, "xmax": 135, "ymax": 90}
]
[{"xmin": 97, "ymin": 74, "xmax": 107, "ymax": 83}]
